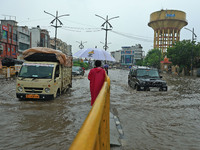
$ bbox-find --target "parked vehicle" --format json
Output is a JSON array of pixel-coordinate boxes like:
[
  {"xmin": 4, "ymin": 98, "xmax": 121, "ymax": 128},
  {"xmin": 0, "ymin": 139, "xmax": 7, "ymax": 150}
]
[
  {"xmin": 128, "ymin": 66, "xmax": 167, "ymax": 91},
  {"xmin": 16, "ymin": 48, "xmax": 72, "ymax": 100},
  {"xmin": 72, "ymin": 66, "xmax": 84, "ymax": 76}
]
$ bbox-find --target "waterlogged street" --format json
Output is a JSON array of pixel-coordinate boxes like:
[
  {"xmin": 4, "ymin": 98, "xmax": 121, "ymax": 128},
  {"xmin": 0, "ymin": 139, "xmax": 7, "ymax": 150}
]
[{"xmin": 1, "ymin": 69, "xmax": 200, "ymax": 150}]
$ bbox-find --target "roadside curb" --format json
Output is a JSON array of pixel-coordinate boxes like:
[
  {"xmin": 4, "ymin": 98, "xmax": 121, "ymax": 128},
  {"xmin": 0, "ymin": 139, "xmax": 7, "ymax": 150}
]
[{"xmin": 110, "ymin": 112, "xmax": 124, "ymax": 146}]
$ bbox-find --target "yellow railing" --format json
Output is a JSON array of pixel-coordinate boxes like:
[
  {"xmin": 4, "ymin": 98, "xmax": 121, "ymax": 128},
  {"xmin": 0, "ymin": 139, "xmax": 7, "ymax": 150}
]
[{"xmin": 69, "ymin": 75, "xmax": 110, "ymax": 150}]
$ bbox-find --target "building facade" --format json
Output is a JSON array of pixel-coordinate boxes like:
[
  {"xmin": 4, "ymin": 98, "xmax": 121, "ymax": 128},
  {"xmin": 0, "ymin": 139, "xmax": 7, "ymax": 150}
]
[
  {"xmin": 121, "ymin": 44, "xmax": 143, "ymax": 66},
  {"xmin": 0, "ymin": 20, "xmax": 18, "ymax": 59},
  {"xmin": 30, "ymin": 26, "xmax": 41, "ymax": 48},
  {"xmin": 50, "ymin": 38, "xmax": 72, "ymax": 56},
  {"xmin": 17, "ymin": 26, "xmax": 31, "ymax": 59},
  {"xmin": 40, "ymin": 29, "xmax": 50, "ymax": 48},
  {"xmin": 30, "ymin": 26, "xmax": 50, "ymax": 48},
  {"xmin": 111, "ymin": 50, "xmax": 122, "ymax": 63}
]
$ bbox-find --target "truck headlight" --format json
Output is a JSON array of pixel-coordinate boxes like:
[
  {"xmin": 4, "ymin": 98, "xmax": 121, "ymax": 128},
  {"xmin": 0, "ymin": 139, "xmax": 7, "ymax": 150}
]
[
  {"xmin": 45, "ymin": 88, "xmax": 50, "ymax": 93},
  {"xmin": 18, "ymin": 86, "xmax": 23, "ymax": 92}
]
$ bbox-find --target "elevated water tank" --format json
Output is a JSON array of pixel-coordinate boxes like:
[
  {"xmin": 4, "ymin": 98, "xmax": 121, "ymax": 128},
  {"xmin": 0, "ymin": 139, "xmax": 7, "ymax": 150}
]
[{"xmin": 148, "ymin": 9, "xmax": 188, "ymax": 54}]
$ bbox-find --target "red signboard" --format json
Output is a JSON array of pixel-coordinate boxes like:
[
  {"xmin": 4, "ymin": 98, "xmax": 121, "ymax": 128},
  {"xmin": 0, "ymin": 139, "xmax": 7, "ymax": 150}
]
[{"xmin": 2, "ymin": 25, "xmax": 8, "ymax": 31}]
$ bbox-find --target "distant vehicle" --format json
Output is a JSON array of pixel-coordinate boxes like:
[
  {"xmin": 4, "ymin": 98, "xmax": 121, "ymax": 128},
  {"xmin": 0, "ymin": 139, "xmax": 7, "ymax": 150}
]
[
  {"xmin": 72, "ymin": 66, "xmax": 84, "ymax": 76},
  {"xmin": 128, "ymin": 66, "xmax": 167, "ymax": 91}
]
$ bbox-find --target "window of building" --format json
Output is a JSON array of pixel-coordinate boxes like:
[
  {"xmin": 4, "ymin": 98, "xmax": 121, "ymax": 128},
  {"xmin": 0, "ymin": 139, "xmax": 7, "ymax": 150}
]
[
  {"xmin": 2, "ymin": 30, "xmax": 7, "ymax": 39},
  {"xmin": 19, "ymin": 42, "xmax": 29, "ymax": 51}
]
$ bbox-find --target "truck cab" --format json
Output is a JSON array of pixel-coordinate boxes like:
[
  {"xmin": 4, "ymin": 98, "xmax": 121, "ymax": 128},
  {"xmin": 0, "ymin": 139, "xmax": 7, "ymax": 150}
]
[{"xmin": 16, "ymin": 61, "xmax": 72, "ymax": 100}]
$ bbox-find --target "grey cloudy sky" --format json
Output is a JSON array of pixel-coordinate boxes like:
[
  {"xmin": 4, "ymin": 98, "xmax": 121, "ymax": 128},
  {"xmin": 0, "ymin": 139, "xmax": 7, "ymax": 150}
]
[{"xmin": 1, "ymin": 0, "xmax": 199, "ymax": 55}]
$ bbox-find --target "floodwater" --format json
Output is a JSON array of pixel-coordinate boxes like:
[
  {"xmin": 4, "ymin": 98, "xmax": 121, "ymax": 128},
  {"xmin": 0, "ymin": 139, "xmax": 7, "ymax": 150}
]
[{"xmin": 0, "ymin": 69, "xmax": 200, "ymax": 150}]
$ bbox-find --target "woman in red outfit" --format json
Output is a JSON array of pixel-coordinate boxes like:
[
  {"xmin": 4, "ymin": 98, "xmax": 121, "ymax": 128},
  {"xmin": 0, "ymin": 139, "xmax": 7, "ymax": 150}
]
[{"xmin": 88, "ymin": 60, "xmax": 106, "ymax": 106}]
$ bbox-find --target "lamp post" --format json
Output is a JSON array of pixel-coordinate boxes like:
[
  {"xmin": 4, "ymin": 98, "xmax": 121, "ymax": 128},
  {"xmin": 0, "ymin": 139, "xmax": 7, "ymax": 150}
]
[
  {"xmin": 184, "ymin": 27, "xmax": 197, "ymax": 76},
  {"xmin": 95, "ymin": 14, "xmax": 119, "ymax": 51},
  {"xmin": 44, "ymin": 11, "xmax": 70, "ymax": 50},
  {"xmin": 76, "ymin": 41, "xmax": 87, "ymax": 49},
  {"xmin": 100, "ymin": 41, "xmax": 111, "ymax": 50}
]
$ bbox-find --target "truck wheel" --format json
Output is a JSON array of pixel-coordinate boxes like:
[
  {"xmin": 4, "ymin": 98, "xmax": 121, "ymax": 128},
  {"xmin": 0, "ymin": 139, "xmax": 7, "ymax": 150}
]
[{"xmin": 56, "ymin": 89, "xmax": 60, "ymax": 97}]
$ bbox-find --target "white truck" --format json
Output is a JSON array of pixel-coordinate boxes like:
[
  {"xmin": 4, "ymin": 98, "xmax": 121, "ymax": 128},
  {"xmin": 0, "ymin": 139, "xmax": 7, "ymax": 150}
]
[{"xmin": 16, "ymin": 48, "xmax": 72, "ymax": 100}]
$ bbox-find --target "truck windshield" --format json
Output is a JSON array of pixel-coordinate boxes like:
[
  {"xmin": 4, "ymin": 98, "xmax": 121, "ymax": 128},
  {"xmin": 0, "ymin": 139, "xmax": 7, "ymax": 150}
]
[
  {"xmin": 18, "ymin": 63, "xmax": 54, "ymax": 79},
  {"xmin": 137, "ymin": 69, "xmax": 159, "ymax": 78}
]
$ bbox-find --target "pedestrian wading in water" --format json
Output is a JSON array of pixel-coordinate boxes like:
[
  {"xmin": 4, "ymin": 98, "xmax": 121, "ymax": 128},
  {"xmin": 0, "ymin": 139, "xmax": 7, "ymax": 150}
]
[{"xmin": 88, "ymin": 60, "xmax": 106, "ymax": 106}]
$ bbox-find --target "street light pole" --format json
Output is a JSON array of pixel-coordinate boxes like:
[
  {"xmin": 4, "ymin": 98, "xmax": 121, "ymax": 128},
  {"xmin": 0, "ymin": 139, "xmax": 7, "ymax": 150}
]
[
  {"xmin": 95, "ymin": 14, "xmax": 119, "ymax": 51},
  {"xmin": 76, "ymin": 41, "xmax": 87, "ymax": 49},
  {"xmin": 100, "ymin": 41, "xmax": 111, "ymax": 49},
  {"xmin": 44, "ymin": 11, "xmax": 70, "ymax": 50},
  {"xmin": 184, "ymin": 27, "xmax": 197, "ymax": 76}
]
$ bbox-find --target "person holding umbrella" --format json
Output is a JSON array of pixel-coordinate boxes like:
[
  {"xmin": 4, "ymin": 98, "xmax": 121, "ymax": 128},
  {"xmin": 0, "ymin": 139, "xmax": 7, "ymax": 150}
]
[
  {"xmin": 88, "ymin": 60, "xmax": 106, "ymax": 106},
  {"xmin": 104, "ymin": 63, "xmax": 109, "ymax": 75}
]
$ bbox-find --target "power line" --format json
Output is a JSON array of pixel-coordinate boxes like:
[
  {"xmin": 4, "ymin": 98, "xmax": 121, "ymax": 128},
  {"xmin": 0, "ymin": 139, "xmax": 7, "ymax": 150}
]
[
  {"xmin": 111, "ymin": 30, "xmax": 153, "ymax": 43},
  {"xmin": 61, "ymin": 26, "xmax": 102, "ymax": 32}
]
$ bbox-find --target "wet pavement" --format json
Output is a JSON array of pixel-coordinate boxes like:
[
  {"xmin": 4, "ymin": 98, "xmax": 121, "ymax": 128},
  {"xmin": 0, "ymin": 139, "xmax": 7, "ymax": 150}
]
[{"xmin": 0, "ymin": 69, "xmax": 200, "ymax": 150}]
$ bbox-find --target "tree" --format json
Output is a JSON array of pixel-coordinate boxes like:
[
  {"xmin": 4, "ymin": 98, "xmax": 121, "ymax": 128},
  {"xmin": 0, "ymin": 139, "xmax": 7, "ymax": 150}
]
[
  {"xmin": 167, "ymin": 40, "xmax": 200, "ymax": 75},
  {"xmin": 135, "ymin": 59, "xmax": 144, "ymax": 66},
  {"xmin": 193, "ymin": 42, "xmax": 200, "ymax": 68},
  {"xmin": 143, "ymin": 48, "xmax": 163, "ymax": 69}
]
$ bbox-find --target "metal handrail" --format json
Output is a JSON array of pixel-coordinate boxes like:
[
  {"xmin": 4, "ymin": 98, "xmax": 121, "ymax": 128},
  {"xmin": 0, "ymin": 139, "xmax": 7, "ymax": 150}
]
[{"xmin": 69, "ymin": 76, "xmax": 110, "ymax": 150}]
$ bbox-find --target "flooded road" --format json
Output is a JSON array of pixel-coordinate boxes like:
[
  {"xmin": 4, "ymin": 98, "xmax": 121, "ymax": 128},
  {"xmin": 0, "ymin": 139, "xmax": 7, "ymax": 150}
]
[{"xmin": 1, "ymin": 69, "xmax": 200, "ymax": 150}]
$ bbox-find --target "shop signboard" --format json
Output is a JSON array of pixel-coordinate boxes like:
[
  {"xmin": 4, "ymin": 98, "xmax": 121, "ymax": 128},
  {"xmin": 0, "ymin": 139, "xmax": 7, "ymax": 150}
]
[{"xmin": 2, "ymin": 25, "xmax": 8, "ymax": 31}]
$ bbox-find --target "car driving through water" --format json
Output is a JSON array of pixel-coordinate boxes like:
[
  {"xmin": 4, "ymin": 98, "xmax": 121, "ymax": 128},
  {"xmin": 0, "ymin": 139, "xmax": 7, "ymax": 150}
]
[{"xmin": 128, "ymin": 66, "xmax": 167, "ymax": 91}]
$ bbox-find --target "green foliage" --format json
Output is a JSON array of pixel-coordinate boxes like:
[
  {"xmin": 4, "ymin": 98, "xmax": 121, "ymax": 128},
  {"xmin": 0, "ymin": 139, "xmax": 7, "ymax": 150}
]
[
  {"xmin": 143, "ymin": 48, "xmax": 163, "ymax": 69},
  {"xmin": 135, "ymin": 59, "xmax": 144, "ymax": 66},
  {"xmin": 167, "ymin": 40, "xmax": 200, "ymax": 75},
  {"xmin": 73, "ymin": 60, "xmax": 89, "ymax": 69}
]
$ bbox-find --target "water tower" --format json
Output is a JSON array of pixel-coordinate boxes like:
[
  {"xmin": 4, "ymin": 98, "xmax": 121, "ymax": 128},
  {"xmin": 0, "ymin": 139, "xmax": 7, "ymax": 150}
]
[{"xmin": 148, "ymin": 9, "xmax": 188, "ymax": 54}]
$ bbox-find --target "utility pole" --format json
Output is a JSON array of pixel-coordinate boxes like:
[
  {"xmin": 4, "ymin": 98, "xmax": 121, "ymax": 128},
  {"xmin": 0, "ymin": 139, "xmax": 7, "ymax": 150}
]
[
  {"xmin": 184, "ymin": 27, "xmax": 197, "ymax": 76},
  {"xmin": 95, "ymin": 14, "xmax": 119, "ymax": 51},
  {"xmin": 76, "ymin": 41, "xmax": 87, "ymax": 49},
  {"xmin": 44, "ymin": 11, "xmax": 69, "ymax": 50},
  {"xmin": 100, "ymin": 41, "xmax": 111, "ymax": 50}
]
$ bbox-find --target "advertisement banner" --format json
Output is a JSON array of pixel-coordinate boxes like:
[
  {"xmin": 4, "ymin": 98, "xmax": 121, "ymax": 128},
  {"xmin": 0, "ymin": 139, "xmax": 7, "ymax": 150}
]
[{"xmin": 125, "ymin": 55, "xmax": 131, "ymax": 64}]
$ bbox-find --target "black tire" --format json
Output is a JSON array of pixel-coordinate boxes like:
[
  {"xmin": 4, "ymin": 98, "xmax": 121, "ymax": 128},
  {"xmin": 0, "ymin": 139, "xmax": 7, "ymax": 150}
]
[
  {"xmin": 160, "ymin": 87, "xmax": 167, "ymax": 91},
  {"xmin": 56, "ymin": 89, "xmax": 60, "ymax": 98},
  {"xmin": 145, "ymin": 87, "xmax": 150, "ymax": 91},
  {"xmin": 136, "ymin": 85, "xmax": 141, "ymax": 91},
  {"xmin": 164, "ymin": 87, "xmax": 168, "ymax": 91},
  {"xmin": 128, "ymin": 80, "xmax": 131, "ymax": 87}
]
